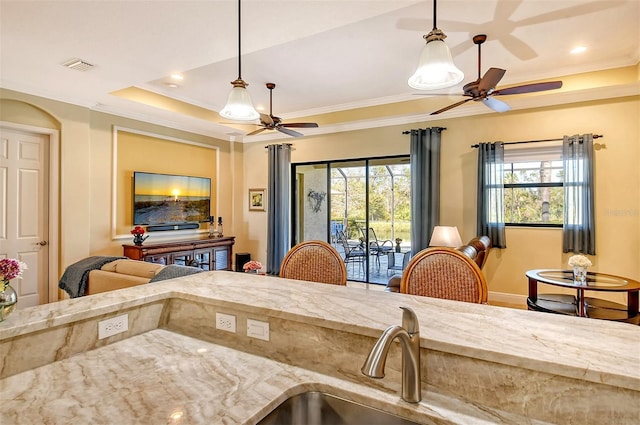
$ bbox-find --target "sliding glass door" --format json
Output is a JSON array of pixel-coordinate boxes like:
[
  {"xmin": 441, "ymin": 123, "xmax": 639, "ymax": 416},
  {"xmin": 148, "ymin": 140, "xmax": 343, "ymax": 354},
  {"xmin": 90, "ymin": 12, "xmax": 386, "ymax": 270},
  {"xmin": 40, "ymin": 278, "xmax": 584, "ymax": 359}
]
[{"xmin": 292, "ymin": 155, "xmax": 410, "ymax": 284}]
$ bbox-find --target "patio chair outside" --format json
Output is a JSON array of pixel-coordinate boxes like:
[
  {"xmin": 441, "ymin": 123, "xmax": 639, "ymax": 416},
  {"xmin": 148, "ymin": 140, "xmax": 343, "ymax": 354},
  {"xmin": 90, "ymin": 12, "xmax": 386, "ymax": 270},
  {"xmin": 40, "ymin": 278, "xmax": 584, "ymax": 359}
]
[
  {"xmin": 360, "ymin": 227, "xmax": 394, "ymax": 267},
  {"xmin": 337, "ymin": 230, "xmax": 366, "ymax": 273},
  {"xmin": 387, "ymin": 251, "xmax": 412, "ymax": 275}
]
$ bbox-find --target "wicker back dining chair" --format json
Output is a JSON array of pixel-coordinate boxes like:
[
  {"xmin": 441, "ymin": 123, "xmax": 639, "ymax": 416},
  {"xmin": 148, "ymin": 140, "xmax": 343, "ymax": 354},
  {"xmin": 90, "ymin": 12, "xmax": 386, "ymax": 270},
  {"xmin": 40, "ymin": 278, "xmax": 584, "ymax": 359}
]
[
  {"xmin": 279, "ymin": 240, "xmax": 348, "ymax": 285},
  {"xmin": 400, "ymin": 247, "xmax": 488, "ymax": 303}
]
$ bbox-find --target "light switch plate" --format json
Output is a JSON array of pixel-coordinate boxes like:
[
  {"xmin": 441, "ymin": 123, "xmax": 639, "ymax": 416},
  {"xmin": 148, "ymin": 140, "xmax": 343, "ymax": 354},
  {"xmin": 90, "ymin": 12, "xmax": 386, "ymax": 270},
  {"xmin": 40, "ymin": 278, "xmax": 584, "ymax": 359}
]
[{"xmin": 247, "ymin": 319, "xmax": 270, "ymax": 341}]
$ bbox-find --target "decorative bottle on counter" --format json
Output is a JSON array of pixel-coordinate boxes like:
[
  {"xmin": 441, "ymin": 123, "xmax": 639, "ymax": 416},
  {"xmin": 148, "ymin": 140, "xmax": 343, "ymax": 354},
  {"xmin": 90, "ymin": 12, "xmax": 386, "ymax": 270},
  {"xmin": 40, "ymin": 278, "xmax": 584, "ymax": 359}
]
[
  {"xmin": 208, "ymin": 216, "xmax": 217, "ymax": 238},
  {"xmin": 217, "ymin": 217, "xmax": 223, "ymax": 237}
]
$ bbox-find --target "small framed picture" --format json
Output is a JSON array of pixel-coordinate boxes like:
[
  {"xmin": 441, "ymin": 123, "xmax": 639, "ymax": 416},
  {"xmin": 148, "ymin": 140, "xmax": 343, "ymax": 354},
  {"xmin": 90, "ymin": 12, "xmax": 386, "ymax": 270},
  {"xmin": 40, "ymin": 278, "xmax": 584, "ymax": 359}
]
[{"xmin": 249, "ymin": 188, "xmax": 266, "ymax": 211}]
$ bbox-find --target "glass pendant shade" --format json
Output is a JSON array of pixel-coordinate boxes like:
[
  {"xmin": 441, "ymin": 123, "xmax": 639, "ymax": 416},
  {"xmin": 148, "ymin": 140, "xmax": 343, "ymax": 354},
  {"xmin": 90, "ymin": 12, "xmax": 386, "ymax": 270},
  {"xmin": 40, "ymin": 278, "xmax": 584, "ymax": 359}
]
[
  {"xmin": 408, "ymin": 38, "xmax": 464, "ymax": 90},
  {"xmin": 219, "ymin": 0, "xmax": 258, "ymax": 121},
  {"xmin": 219, "ymin": 79, "xmax": 259, "ymax": 121}
]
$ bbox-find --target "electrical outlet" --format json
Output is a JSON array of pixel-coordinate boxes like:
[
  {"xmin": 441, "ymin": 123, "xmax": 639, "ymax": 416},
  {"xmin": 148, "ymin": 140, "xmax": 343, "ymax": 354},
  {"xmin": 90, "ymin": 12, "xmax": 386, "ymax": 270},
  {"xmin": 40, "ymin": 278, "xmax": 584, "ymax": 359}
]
[
  {"xmin": 247, "ymin": 319, "xmax": 270, "ymax": 341},
  {"xmin": 216, "ymin": 312, "xmax": 236, "ymax": 333},
  {"xmin": 98, "ymin": 314, "xmax": 129, "ymax": 339}
]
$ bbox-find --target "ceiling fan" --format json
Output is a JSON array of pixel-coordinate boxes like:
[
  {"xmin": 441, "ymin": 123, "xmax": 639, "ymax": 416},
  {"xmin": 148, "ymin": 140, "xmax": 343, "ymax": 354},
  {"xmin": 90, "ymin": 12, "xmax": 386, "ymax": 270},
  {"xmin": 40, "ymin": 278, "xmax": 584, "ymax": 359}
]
[
  {"xmin": 425, "ymin": 34, "xmax": 562, "ymax": 115},
  {"xmin": 246, "ymin": 83, "xmax": 319, "ymax": 137}
]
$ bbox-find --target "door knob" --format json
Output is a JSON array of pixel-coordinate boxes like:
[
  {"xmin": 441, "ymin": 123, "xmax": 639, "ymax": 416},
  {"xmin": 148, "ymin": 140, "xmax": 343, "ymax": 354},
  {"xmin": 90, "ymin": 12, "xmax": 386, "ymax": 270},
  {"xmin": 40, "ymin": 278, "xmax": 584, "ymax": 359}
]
[{"xmin": 38, "ymin": 241, "xmax": 48, "ymax": 246}]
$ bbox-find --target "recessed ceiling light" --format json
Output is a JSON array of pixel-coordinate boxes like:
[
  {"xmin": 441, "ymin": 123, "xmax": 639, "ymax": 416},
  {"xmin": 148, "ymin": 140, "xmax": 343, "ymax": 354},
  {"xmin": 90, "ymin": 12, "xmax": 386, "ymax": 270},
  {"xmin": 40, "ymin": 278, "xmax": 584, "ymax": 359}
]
[
  {"xmin": 570, "ymin": 46, "xmax": 587, "ymax": 55},
  {"xmin": 165, "ymin": 83, "xmax": 179, "ymax": 89},
  {"xmin": 170, "ymin": 73, "xmax": 184, "ymax": 80}
]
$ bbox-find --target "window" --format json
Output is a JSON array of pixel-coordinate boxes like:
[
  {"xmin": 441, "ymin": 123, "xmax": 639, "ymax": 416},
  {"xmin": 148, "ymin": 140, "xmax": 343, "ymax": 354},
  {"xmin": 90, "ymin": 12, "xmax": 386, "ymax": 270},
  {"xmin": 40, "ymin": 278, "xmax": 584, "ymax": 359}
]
[
  {"xmin": 503, "ymin": 144, "xmax": 563, "ymax": 227},
  {"xmin": 479, "ymin": 135, "xmax": 595, "ymax": 252}
]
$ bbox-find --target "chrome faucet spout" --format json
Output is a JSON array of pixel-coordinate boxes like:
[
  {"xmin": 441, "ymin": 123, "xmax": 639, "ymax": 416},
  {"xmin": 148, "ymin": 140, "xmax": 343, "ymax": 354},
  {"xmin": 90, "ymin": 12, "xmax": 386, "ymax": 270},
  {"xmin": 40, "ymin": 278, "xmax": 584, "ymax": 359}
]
[{"xmin": 361, "ymin": 306, "xmax": 421, "ymax": 403}]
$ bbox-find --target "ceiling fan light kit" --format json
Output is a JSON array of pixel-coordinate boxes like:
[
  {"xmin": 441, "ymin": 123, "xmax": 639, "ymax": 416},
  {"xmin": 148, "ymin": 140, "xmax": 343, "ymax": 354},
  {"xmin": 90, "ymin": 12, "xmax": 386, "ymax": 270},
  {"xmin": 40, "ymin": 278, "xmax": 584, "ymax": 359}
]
[
  {"xmin": 219, "ymin": 0, "xmax": 259, "ymax": 121},
  {"xmin": 408, "ymin": 0, "xmax": 464, "ymax": 90}
]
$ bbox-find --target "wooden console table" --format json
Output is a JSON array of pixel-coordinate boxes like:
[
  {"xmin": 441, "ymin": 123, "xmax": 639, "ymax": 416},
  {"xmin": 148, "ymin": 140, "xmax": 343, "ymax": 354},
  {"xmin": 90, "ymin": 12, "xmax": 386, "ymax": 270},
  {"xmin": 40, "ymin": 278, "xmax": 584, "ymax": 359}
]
[
  {"xmin": 526, "ymin": 269, "xmax": 640, "ymax": 324},
  {"xmin": 123, "ymin": 236, "xmax": 235, "ymax": 271}
]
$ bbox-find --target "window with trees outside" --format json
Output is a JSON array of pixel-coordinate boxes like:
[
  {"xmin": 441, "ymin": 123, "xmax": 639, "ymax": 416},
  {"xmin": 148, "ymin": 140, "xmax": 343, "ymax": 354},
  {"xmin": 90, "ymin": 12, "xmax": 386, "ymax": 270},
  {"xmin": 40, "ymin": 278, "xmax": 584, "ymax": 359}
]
[
  {"xmin": 503, "ymin": 144, "xmax": 563, "ymax": 227},
  {"xmin": 292, "ymin": 155, "xmax": 410, "ymax": 284}
]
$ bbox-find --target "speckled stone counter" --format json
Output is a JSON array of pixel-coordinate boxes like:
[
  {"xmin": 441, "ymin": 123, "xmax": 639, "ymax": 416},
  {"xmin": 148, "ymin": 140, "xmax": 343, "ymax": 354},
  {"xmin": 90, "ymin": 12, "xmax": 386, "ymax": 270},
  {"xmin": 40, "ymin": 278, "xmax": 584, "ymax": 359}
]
[{"xmin": 0, "ymin": 271, "xmax": 638, "ymax": 424}]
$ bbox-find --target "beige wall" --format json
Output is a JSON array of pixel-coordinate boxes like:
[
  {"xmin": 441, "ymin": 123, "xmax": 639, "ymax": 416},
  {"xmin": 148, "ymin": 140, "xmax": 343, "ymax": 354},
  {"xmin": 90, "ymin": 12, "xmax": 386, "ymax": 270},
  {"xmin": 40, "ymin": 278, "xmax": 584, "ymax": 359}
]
[
  {"xmin": 240, "ymin": 95, "xmax": 640, "ymax": 303},
  {"xmin": 0, "ymin": 89, "xmax": 232, "ymax": 282},
  {"xmin": 113, "ymin": 129, "xmax": 218, "ymax": 235},
  {"xmin": 1, "ymin": 86, "xmax": 639, "ymax": 304}
]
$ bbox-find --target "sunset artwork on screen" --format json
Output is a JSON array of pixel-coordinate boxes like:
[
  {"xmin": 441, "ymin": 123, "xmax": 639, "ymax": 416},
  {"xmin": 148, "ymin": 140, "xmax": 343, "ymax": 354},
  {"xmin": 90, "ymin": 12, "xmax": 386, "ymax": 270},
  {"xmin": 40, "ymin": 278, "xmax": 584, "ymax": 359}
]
[{"xmin": 133, "ymin": 172, "xmax": 211, "ymax": 225}]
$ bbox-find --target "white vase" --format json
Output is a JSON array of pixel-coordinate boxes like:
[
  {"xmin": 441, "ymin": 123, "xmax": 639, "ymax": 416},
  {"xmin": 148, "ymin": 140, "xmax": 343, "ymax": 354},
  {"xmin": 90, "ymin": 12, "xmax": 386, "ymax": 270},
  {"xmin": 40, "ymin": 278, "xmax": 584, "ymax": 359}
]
[{"xmin": 573, "ymin": 266, "xmax": 587, "ymax": 284}]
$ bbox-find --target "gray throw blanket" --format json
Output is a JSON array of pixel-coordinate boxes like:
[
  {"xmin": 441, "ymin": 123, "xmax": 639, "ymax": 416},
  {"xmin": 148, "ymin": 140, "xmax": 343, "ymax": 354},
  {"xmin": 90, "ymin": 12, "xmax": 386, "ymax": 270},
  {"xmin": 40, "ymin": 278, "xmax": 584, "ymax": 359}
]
[
  {"xmin": 58, "ymin": 256, "xmax": 127, "ymax": 298},
  {"xmin": 148, "ymin": 264, "xmax": 203, "ymax": 283}
]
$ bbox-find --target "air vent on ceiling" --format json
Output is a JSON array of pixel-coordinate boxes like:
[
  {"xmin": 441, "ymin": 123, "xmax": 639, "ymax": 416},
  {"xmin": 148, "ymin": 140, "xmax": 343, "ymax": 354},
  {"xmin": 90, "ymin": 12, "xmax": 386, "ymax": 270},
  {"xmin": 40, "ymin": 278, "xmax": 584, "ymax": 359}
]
[{"xmin": 62, "ymin": 58, "xmax": 95, "ymax": 72}]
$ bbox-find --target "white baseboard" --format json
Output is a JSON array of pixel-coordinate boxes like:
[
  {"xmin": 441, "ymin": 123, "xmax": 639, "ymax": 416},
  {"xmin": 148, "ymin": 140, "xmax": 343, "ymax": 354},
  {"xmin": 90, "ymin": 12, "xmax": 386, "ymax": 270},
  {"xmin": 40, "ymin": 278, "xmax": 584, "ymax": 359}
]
[{"xmin": 488, "ymin": 291, "xmax": 528, "ymax": 307}]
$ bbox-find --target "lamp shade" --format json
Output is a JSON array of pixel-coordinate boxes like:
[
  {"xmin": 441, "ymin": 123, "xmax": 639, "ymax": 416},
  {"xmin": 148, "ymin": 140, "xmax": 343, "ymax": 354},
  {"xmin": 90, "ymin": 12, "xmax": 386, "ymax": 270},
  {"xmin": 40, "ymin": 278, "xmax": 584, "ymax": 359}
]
[
  {"xmin": 429, "ymin": 226, "xmax": 463, "ymax": 247},
  {"xmin": 219, "ymin": 79, "xmax": 259, "ymax": 121},
  {"xmin": 408, "ymin": 39, "xmax": 464, "ymax": 90}
]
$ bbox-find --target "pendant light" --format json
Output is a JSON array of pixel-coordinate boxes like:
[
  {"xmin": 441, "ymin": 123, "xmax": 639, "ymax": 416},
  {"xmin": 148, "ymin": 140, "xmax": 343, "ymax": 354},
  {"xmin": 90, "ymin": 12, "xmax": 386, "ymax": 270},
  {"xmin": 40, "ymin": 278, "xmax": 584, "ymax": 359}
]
[
  {"xmin": 408, "ymin": 0, "xmax": 464, "ymax": 90},
  {"xmin": 219, "ymin": 0, "xmax": 259, "ymax": 121}
]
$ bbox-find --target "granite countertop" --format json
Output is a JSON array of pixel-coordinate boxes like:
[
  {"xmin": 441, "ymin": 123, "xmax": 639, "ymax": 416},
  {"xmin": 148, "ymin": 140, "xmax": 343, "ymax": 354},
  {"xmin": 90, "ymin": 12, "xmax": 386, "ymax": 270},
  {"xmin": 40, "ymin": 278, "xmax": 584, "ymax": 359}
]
[
  {"xmin": 0, "ymin": 271, "xmax": 638, "ymax": 424},
  {"xmin": 0, "ymin": 328, "xmax": 554, "ymax": 424}
]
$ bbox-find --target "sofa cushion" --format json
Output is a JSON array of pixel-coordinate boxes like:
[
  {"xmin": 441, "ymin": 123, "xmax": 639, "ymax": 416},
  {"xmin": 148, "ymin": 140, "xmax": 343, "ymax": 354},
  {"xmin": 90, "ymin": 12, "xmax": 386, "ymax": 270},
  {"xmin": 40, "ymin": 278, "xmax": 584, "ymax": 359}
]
[
  {"xmin": 87, "ymin": 270, "xmax": 150, "ymax": 295},
  {"xmin": 101, "ymin": 259, "xmax": 164, "ymax": 278}
]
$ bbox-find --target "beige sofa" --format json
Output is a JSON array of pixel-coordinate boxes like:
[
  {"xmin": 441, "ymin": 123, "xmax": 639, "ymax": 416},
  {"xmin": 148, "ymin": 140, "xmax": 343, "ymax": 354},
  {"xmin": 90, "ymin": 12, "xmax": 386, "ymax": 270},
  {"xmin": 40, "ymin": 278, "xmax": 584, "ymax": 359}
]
[{"xmin": 86, "ymin": 259, "xmax": 165, "ymax": 295}]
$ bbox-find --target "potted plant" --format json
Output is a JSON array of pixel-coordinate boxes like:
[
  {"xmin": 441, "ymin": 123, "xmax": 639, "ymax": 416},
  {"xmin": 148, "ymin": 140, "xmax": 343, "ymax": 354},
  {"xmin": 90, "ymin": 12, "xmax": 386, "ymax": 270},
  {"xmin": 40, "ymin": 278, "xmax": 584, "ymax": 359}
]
[{"xmin": 568, "ymin": 254, "xmax": 592, "ymax": 284}]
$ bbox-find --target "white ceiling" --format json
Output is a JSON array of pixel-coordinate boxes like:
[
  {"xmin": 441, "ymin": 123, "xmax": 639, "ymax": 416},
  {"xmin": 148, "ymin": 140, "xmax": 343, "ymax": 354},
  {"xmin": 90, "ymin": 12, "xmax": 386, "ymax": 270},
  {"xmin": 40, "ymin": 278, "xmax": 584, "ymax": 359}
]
[{"xmin": 1, "ymin": 1, "xmax": 639, "ymax": 141}]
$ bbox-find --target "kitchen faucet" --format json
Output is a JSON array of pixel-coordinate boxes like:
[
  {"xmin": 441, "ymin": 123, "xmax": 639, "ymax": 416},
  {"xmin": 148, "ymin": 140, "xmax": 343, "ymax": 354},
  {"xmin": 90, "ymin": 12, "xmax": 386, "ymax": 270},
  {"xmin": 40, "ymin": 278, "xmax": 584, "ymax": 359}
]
[{"xmin": 361, "ymin": 306, "xmax": 421, "ymax": 403}]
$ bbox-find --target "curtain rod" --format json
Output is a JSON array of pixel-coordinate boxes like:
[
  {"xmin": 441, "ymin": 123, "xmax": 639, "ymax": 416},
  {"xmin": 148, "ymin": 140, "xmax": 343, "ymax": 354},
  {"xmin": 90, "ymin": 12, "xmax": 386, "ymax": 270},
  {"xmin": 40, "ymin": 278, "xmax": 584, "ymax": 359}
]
[
  {"xmin": 402, "ymin": 127, "xmax": 447, "ymax": 134},
  {"xmin": 264, "ymin": 143, "xmax": 293, "ymax": 148},
  {"xmin": 470, "ymin": 134, "xmax": 603, "ymax": 148}
]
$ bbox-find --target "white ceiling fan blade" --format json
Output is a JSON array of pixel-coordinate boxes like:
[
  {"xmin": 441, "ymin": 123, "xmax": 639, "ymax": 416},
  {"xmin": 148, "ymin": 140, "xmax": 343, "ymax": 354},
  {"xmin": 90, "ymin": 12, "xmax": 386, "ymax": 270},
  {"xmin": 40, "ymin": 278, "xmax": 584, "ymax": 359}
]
[{"xmin": 482, "ymin": 97, "xmax": 511, "ymax": 113}]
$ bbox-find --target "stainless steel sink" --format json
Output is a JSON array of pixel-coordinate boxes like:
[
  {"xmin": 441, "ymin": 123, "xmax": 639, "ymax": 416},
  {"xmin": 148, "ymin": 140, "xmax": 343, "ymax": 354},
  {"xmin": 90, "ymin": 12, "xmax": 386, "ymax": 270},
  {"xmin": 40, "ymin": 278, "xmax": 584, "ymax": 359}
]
[{"xmin": 257, "ymin": 391, "xmax": 422, "ymax": 425}]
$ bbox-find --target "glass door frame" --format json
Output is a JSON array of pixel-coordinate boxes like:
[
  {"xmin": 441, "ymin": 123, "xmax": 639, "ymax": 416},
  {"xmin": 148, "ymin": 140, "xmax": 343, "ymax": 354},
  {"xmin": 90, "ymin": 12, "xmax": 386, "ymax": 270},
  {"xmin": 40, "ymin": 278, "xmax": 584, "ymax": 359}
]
[{"xmin": 291, "ymin": 154, "xmax": 410, "ymax": 284}]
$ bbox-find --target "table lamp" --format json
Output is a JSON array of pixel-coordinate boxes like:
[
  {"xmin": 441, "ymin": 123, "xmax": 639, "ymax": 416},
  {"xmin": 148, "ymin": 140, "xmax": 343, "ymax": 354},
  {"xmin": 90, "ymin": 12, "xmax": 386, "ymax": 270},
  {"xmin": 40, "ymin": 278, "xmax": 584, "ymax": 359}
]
[{"xmin": 429, "ymin": 226, "xmax": 463, "ymax": 247}]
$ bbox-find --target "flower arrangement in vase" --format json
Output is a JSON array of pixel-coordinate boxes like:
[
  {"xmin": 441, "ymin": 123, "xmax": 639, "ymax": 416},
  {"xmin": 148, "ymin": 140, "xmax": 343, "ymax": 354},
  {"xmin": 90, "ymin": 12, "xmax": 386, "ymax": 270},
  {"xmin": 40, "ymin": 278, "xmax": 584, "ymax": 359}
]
[
  {"xmin": 568, "ymin": 254, "xmax": 592, "ymax": 284},
  {"xmin": 130, "ymin": 226, "xmax": 149, "ymax": 246},
  {"xmin": 0, "ymin": 258, "xmax": 28, "ymax": 321},
  {"xmin": 243, "ymin": 260, "xmax": 263, "ymax": 274}
]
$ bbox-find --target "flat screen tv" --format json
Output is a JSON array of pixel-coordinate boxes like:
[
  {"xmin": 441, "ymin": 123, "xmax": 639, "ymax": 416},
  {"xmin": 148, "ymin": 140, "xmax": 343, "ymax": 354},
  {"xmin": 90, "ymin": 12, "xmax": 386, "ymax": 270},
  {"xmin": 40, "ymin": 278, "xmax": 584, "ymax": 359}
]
[{"xmin": 133, "ymin": 171, "xmax": 211, "ymax": 226}]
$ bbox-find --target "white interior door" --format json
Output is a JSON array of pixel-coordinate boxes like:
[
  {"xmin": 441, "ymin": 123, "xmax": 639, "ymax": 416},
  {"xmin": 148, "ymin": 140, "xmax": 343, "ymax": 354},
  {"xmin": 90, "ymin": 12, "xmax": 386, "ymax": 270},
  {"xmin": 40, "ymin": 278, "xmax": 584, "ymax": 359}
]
[{"xmin": 0, "ymin": 127, "xmax": 49, "ymax": 308}]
